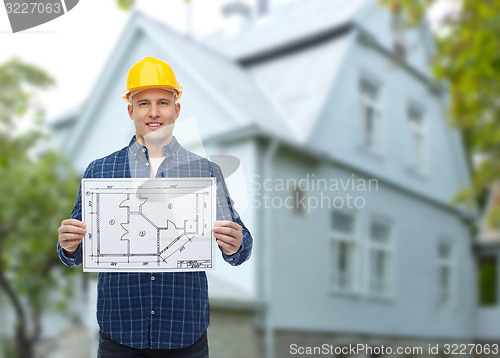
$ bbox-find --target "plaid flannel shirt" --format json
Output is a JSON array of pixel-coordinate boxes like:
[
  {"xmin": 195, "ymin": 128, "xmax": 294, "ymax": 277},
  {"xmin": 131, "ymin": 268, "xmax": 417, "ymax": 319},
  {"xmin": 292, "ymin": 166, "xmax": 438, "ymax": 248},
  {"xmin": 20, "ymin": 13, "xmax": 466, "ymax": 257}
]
[{"xmin": 57, "ymin": 136, "xmax": 252, "ymax": 349}]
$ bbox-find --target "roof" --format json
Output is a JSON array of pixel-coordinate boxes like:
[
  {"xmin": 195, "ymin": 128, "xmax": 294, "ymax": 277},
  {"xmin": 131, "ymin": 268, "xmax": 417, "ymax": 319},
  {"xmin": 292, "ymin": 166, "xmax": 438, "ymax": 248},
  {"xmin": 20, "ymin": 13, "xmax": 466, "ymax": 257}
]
[{"xmin": 205, "ymin": 0, "xmax": 368, "ymax": 61}]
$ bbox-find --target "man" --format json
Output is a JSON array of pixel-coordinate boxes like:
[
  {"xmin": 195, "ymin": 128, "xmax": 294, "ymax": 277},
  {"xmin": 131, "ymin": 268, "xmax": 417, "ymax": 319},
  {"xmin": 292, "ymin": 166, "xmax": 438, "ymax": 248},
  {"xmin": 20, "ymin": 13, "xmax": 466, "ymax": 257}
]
[{"xmin": 57, "ymin": 57, "xmax": 253, "ymax": 357}]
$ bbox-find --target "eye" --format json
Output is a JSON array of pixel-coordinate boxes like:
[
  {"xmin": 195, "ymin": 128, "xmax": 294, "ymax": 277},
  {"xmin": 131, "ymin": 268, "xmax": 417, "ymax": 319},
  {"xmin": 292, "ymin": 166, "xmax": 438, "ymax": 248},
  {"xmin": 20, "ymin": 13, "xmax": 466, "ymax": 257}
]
[{"xmin": 159, "ymin": 101, "xmax": 169, "ymax": 106}]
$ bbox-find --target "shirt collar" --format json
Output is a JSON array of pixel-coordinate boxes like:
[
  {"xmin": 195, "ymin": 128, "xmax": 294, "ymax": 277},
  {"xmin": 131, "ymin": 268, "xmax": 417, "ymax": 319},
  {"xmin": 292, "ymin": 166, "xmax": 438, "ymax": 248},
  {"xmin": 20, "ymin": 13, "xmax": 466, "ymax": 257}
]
[
  {"xmin": 162, "ymin": 136, "xmax": 182, "ymax": 158},
  {"xmin": 128, "ymin": 136, "xmax": 182, "ymax": 159}
]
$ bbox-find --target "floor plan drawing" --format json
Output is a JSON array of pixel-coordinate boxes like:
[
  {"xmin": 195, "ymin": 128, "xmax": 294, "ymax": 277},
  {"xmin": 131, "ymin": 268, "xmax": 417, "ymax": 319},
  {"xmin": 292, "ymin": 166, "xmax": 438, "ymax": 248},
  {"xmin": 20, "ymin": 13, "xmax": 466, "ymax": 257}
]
[{"xmin": 82, "ymin": 178, "xmax": 216, "ymax": 272}]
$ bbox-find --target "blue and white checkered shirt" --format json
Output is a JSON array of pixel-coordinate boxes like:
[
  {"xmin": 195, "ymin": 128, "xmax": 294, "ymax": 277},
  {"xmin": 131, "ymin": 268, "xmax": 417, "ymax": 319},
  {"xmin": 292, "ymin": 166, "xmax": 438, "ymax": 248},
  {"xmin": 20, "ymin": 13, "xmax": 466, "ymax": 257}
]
[{"xmin": 57, "ymin": 136, "xmax": 253, "ymax": 349}]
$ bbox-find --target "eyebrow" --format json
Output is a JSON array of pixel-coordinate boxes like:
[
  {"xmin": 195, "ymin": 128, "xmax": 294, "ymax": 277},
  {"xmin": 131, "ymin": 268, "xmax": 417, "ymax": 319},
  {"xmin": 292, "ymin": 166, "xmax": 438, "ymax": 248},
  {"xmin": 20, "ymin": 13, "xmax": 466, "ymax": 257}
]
[{"xmin": 136, "ymin": 98, "xmax": 171, "ymax": 103}]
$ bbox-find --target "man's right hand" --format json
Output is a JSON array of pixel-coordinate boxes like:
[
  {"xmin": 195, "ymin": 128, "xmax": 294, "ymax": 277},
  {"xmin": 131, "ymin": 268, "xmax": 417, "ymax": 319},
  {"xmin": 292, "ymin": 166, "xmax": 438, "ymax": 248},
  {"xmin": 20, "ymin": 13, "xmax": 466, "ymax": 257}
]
[{"xmin": 58, "ymin": 219, "xmax": 86, "ymax": 256}]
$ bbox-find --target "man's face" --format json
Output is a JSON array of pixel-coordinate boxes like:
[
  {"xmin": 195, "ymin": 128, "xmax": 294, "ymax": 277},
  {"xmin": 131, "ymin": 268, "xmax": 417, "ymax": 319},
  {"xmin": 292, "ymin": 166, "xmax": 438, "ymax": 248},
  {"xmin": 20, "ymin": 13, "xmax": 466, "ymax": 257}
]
[{"xmin": 128, "ymin": 88, "xmax": 181, "ymax": 147}]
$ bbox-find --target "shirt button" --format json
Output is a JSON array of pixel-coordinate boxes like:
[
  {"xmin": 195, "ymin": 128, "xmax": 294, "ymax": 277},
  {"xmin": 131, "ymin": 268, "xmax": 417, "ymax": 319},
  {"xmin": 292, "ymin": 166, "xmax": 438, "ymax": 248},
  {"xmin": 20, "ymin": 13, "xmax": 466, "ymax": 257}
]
[
  {"xmin": 151, "ymin": 310, "xmax": 155, "ymax": 315},
  {"xmin": 146, "ymin": 162, "xmax": 150, "ymax": 166},
  {"xmin": 142, "ymin": 148, "xmax": 146, "ymax": 152},
  {"xmin": 151, "ymin": 276, "xmax": 155, "ymax": 281}
]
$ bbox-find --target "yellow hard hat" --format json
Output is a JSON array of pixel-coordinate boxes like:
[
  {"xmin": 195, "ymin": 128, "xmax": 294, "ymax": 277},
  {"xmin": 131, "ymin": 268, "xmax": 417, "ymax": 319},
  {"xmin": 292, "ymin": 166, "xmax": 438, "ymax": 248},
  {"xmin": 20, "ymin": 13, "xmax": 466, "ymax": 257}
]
[{"xmin": 122, "ymin": 57, "xmax": 183, "ymax": 104}]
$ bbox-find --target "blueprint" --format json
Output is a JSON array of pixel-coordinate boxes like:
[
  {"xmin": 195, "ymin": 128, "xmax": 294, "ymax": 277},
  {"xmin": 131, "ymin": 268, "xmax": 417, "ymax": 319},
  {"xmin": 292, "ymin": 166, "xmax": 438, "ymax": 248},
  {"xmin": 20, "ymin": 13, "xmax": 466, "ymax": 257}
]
[{"xmin": 82, "ymin": 178, "xmax": 216, "ymax": 272}]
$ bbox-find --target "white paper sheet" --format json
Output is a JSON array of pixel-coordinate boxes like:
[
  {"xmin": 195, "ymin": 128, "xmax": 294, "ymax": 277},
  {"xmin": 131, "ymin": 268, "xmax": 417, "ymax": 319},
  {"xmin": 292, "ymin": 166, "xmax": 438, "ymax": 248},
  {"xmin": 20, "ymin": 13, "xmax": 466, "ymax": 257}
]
[{"xmin": 81, "ymin": 178, "xmax": 216, "ymax": 272}]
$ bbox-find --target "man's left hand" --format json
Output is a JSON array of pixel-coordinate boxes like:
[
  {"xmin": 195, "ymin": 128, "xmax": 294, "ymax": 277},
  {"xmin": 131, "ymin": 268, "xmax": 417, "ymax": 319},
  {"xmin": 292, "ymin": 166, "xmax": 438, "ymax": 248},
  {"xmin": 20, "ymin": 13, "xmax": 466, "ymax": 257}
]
[{"xmin": 212, "ymin": 220, "xmax": 243, "ymax": 256}]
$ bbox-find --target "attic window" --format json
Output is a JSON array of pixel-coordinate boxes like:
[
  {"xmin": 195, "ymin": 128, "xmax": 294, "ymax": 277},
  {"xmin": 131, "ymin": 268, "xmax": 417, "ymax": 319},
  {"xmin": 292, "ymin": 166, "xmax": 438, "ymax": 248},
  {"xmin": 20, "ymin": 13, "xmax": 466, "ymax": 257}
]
[
  {"xmin": 407, "ymin": 104, "xmax": 426, "ymax": 174},
  {"xmin": 359, "ymin": 77, "xmax": 383, "ymax": 154}
]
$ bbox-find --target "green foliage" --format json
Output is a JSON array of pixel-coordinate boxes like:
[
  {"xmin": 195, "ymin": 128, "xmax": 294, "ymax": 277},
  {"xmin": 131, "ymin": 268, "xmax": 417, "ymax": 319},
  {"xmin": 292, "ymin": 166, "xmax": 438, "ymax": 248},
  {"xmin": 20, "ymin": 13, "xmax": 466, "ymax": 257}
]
[
  {"xmin": 117, "ymin": 0, "xmax": 136, "ymax": 11},
  {"xmin": 0, "ymin": 336, "xmax": 16, "ymax": 357},
  {"xmin": 0, "ymin": 58, "xmax": 79, "ymax": 355},
  {"xmin": 0, "ymin": 57, "xmax": 53, "ymax": 128}
]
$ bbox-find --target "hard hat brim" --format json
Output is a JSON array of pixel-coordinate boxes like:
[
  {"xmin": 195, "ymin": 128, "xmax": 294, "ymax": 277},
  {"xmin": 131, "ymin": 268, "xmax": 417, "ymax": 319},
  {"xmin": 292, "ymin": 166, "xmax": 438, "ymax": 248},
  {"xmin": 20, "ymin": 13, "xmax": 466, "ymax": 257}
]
[{"xmin": 122, "ymin": 85, "xmax": 183, "ymax": 104}]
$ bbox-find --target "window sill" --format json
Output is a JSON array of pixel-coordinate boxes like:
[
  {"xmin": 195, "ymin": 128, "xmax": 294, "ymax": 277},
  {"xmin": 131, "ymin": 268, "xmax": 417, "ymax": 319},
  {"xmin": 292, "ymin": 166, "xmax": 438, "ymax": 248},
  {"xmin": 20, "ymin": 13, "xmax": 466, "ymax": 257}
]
[
  {"xmin": 328, "ymin": 288, "xmax": 362, "ymax": 299},
  {"xmin": 406, "ymin": 166, "xmax": 428, "ymax": 180},
  {"xmin": 366, "ymin": 292, "xmax": 394, "ymax": 303},
  {"xmin": 358, "ymin": 145, "xmax": 385, "ymax": 161},
  {"xmin": 436, "ymin": 302, "xmax": 458, "ymax": 311}
]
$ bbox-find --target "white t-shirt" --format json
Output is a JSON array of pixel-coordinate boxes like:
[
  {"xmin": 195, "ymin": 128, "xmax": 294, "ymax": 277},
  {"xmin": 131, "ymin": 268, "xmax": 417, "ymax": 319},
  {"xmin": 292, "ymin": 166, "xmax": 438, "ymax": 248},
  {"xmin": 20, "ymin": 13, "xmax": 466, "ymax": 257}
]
[{"xmin": 149, "ymin": 157, "xmax": 165, "ymax": 178}]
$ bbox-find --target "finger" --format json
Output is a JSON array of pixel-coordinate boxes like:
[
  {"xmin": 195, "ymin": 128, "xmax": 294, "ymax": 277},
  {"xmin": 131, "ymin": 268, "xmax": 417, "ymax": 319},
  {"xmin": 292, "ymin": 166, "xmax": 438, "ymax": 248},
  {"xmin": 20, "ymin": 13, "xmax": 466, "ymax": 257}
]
[
  {"xmin": 60, "ymin": 238, "xmax": 82, "ymax": 251},
  {"xmin": 214, "ymin": 232, "xmax": 239, "ymax": 247},
  {"xmin": 61, "ymin": 235, "xmax": 83, "ymax": 243},
  {"xmin": 212, "ymin": 226, "xmax": 237, "ymax": 236},
  {"xmin": 216, "ymin": 239, "xmax": 234, "ymax": 254},
  {"xmin": 59, "ymin": 234, "xmax": 84, "ymax": 245},
  {"xmin": 61, "ymin": 218, "xmax": 86, "ymax": 228},
  {"xmin": 212, "ymin": 220, "xmax": 243, "ymax": 232},
  {"xmin": 60, "ymin": 231, "xmax": 85, "ymax": 239},
  {"xmin": 213, "ymin": 220, "xmax": 239, "ymax": 229},
  {"xmin": 58, "ymin": 224, "xmax": 87, "ymax": 235}
]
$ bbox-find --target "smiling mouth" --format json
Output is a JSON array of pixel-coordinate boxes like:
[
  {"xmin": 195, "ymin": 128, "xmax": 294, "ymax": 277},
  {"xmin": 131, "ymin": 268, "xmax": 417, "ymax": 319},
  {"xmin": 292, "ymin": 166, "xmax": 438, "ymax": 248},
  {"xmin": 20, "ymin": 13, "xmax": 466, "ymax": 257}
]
[{"xmin": 147, "ymin": 122, "xmax": 162, "ymax": 128}]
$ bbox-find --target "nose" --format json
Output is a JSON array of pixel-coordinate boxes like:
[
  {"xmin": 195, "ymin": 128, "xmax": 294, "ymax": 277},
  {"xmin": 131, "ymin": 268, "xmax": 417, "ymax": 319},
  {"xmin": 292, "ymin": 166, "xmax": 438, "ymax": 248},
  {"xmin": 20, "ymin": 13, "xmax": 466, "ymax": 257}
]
[{"xmin": 149, "ymin": 104, "xmax": 159, "ymax": 118}]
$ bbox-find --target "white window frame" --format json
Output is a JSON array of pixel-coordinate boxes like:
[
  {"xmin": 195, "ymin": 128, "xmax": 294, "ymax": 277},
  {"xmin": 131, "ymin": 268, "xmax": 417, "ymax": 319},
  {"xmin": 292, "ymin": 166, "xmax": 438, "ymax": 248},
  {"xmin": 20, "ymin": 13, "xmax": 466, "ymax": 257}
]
[
  {"xmin": 407, "ymin": 103, "xmax": 427, "ymax": 175},
  {"xmin": 437, "ymin": 239, "xmax": 456, "ymax": 308},
  {"xmin": 329, "ymin": 211, "xmax": 360, "ymax": 295},
  {"xmin": 359, "ymin": 76, "xmax": 384, "ymax": 154},
  {"xmin": 366, "ymin": 217, "xmax": 394, "ymax": 299}
]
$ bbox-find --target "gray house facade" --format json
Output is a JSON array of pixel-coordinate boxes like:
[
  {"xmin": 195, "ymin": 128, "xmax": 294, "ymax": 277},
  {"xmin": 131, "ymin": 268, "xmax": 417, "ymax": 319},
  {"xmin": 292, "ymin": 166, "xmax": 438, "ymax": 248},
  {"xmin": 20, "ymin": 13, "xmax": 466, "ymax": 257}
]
[{"xmin": 41, "ymin": 0, "xmax": 500, "ymax": 357}]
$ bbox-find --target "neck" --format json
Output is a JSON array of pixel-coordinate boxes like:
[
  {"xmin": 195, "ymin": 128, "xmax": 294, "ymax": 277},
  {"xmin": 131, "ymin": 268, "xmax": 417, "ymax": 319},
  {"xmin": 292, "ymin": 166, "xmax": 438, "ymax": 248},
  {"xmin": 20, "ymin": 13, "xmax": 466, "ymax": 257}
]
[{"xmin": 136, "ymin": 135, "xmax": 172, "ymax": 158}]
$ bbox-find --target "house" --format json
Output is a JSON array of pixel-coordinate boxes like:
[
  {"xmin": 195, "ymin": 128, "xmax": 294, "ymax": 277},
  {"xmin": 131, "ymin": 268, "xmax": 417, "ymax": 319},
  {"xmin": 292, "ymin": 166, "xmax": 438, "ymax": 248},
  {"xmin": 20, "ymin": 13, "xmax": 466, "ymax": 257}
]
[{"xmin": 42, "ymin": 0, "xmax": 496, "ymax": 357}]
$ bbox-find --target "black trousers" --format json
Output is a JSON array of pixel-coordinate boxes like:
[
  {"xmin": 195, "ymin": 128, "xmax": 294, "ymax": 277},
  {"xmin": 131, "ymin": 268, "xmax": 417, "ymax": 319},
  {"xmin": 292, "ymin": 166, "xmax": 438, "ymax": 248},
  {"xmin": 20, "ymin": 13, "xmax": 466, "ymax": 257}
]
[{"xmin": 97, "ymin": 330, "xmax": 209, "ymax": 358}]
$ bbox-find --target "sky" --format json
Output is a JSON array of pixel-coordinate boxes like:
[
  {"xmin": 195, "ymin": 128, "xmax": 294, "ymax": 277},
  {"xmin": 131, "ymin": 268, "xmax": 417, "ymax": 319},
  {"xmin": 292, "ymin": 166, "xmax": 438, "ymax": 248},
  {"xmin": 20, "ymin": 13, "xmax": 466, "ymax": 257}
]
[{"xmin": 0, "ymin": 0, "xmax": 456, "ymax": 122}]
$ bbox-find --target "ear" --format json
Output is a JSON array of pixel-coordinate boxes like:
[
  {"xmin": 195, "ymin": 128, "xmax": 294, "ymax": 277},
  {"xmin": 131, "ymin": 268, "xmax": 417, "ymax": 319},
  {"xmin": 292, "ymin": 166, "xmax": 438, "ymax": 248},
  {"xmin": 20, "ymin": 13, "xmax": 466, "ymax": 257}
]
[
  {"xmin": 175, "ymin": 102, "xmax": 181, "ymax": 119},
  {"xmin": 128, "ymin": 104, "xmax": 133, "ymax": 120}
]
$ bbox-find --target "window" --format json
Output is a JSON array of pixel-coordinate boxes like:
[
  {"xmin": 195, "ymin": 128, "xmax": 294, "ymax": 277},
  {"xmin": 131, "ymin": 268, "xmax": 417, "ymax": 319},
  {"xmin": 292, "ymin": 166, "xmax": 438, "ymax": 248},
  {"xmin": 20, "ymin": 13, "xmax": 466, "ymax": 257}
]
[
  {"xmin": 359, "ymin": 78, "xmax": 383, "ymax": 153},
  {"xmin": 367, "ymin": 220, "xmax": 392, "ymax": 297},
  {"xmin": 437, "ymin": 241, "xmax": 455, "ymax": 307},
  {"xmin": 477, "ymin": 255, "xmax": 497, "ymax": 306},
  {"xmin": 330, "ymin": 211, "xmax": 358, "ymax": 293},
  {"xmin": 407, "ymin": 105, "xmax": 426, "ymax": 173}
]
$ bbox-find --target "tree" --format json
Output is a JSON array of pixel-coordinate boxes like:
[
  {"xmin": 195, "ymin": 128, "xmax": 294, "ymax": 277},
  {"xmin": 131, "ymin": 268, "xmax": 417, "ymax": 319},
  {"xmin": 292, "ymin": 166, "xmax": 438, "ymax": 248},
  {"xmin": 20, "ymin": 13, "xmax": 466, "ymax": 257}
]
[
  {"xmin": 0, "ymin": 58, "xmax": 80, "ymax": 358},
  {"xmin": 117, "ymin": 0, "xmax": 136, "ymax": 10},
  {"xmin": 379, "ymin": 0, "xmax": 500, "ymax": 218}
]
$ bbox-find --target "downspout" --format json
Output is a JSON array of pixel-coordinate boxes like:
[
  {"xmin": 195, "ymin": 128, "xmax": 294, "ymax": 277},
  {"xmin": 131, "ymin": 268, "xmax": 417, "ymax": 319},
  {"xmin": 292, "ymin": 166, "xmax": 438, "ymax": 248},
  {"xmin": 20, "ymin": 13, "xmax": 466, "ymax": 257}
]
[{"xmin": 261, "ymin": 138, "xmax": 279, "ymax": 358}]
